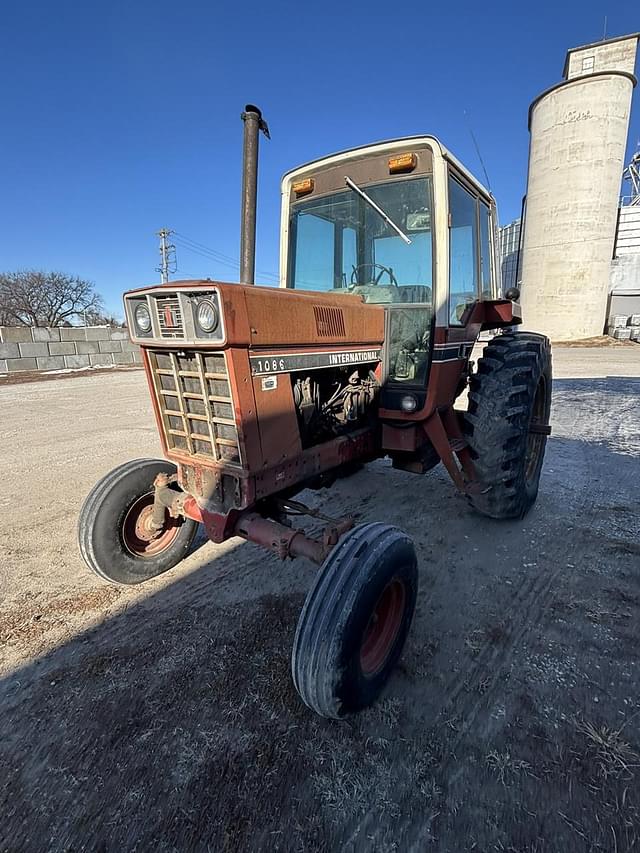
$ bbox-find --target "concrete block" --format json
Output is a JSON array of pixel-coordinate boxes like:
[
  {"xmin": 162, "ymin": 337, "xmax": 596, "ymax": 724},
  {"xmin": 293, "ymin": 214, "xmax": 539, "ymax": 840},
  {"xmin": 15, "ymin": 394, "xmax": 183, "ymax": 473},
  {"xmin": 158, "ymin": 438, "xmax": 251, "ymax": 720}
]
[
  {"xmin": 48, "ymin": 341, "xmax": 76, "ymax": 356},
  {"xmin": 1, "ymin": 327, "xmax": 33, "ymax": 343},
  {"xmin": 0, "ymin": 342, "xmax": 20, "ymax": 359},
  {"xmin": 0, "ymin": 360, "xmax": 7, "ymax": 373},
  {"xmin": 611, "ymin": 315, "xmax": 629, "ymax": 328},
  {"xmin": 120, "ymin": 340, "xmax": 138, "ymax": 352},
  {"xmin": 76, "ymin": 341, "xmax": 100, "ymax": 355},
  {"xmin": 89, "ymin": 353, "xmax": 113, "ymax": 366},
  {"xmin": 64, "ymin": 354, "xmax": 91, "ymax": 369},
  {"xmin": 132, "ymin": 349, "xmax": 143, "ymax": 364},
  {"xmin": 6, "ymin": 357, "xmax": 37, "ymax": 372},
  {"xmin": 32, "ymin": 327, "xmax": 61, "ymax": 342},
  {"xmin": 36, "ymin": 355, "xmax": 66, "ymax": 370},
  {"xmin": 98, "ymin": 340, "xmax": 122, "ymax": 353},
  {"xmin": 85, "ymin": 327, "xmax": 110, "ymax": 341},
  {"xmin": 19, "ymin": 342, "xmax": 49, "ymax": 358},
  {"xmin": 60, "ymin": 327, "xmax": 87, "ymax": 342},
  {"xmin": 611, "ymin": 327, "xmax": 632, "ymax": 341},
  {"xmin": 113, "ymin": 351, "xmax": 134, "ymax": 364},
  {"xmin": 109, "ymin": 330, "xmax": 129, "ymax": 340}
]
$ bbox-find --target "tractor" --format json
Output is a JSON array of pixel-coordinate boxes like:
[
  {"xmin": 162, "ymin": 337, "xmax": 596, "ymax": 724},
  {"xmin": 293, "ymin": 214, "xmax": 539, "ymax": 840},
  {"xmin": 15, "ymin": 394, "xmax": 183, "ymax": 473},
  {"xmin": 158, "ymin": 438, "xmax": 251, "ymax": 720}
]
[{"xmin": 78, "ymin": 107, "xmax": 552, "ymax": 719}]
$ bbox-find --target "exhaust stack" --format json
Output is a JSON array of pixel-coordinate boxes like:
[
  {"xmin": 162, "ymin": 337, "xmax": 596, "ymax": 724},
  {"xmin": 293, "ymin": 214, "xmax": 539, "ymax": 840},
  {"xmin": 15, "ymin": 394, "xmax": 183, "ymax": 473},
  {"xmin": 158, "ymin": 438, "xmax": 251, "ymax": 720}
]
[{"xmin": 240, "ymin": 104, "xmax": 270, "ymax": 285}]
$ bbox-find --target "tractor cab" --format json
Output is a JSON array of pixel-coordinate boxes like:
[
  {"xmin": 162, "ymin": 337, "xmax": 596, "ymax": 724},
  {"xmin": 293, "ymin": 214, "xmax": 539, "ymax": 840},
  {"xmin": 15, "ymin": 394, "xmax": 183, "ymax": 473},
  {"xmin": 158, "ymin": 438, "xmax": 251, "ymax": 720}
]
[{"xmin": 280, "ymin": 137, "xmax": 501, "ymax": 389}]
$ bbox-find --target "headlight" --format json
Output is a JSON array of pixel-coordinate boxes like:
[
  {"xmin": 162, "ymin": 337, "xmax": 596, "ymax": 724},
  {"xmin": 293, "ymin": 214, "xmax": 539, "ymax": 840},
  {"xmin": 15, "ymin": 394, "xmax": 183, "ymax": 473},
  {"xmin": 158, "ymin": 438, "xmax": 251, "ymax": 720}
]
[
  {"xmin": 195, "ymin": 299, "xmax": 219, "ymax": 333},
  {"xmin": 400, "ymin": 394, "xmax": 418, "ymax": 413},
  {"xmin": 134, "ymin": 302, "xmax": 152, "ymax": 333}
]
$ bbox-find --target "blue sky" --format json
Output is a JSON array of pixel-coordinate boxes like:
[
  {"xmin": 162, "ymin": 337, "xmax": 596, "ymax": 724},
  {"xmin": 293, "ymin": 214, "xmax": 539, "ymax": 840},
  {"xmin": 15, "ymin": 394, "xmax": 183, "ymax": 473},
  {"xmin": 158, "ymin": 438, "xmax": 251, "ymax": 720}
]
[{"xmin": 2, "ymin": 0, "xmax": 638, "ymax": 316}]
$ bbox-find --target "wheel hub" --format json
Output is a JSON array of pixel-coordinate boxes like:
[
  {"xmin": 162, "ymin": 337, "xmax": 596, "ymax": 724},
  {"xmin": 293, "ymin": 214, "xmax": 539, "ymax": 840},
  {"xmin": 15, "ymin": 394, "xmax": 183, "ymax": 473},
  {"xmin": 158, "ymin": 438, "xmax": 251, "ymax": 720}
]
[
  {"xmin": 122, "ymin": 494, "xmax": 181, "ymax": 558},
  {"xmin": 134, "ymin": 505, "xmax": 162, "ymax": 541},
  {"xmin": 360, "ymin": 579, "xmax": 406, "ymax": 677}
]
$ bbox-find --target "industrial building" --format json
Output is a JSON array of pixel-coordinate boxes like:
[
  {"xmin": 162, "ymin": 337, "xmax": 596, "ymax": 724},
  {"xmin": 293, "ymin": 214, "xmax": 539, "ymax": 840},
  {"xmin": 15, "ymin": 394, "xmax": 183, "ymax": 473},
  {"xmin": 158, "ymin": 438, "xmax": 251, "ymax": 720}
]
[
  {"xmin": 609, "ymin": 149, "xmax": 640, "ymax": 327},
  {"xmin": 499, "ymin": 219, "xmax": 521, "ymax": 293},
  {"xmin": 518, "ymin": 33, "xmax": 639, "ymax": 341}
]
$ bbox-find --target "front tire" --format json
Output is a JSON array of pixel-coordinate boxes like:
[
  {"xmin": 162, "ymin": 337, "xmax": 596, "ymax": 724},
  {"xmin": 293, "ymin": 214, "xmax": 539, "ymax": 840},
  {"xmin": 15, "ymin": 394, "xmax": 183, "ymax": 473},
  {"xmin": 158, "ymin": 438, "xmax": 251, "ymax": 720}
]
[
  {"xmin": 78, "ymin": 458, "xmax": 199, "ymax": 585},
  {"xmin": 292, "ymin": 523, "xmax": 418, "ymax": 719},
  {"xmin": 462, "ymin": 331, "xmax": 552, "ymax": 519}
]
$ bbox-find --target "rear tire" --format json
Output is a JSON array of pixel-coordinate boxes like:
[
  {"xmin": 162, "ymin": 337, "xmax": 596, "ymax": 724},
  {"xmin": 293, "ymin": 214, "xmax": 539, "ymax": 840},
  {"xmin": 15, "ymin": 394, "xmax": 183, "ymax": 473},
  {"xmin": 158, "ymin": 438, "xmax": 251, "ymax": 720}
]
[
  {"xmin": 292, "ymin": 523, "xmax": 418, "ymax": 719},
  {"xmin": 462, "ymin": 331, "xmax": 552, "ymax": 519},
  {"xmin": 78, "ymin": 458, "xmax": 199, "ymax": 585}
]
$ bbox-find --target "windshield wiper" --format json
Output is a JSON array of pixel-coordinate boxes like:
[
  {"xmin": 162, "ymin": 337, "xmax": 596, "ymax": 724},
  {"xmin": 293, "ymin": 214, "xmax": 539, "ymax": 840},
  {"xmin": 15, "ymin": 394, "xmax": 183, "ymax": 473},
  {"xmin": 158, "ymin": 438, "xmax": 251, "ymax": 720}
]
[{"xmin": 344, "ymin": 176, "xmax": 412, "ymax": 245}]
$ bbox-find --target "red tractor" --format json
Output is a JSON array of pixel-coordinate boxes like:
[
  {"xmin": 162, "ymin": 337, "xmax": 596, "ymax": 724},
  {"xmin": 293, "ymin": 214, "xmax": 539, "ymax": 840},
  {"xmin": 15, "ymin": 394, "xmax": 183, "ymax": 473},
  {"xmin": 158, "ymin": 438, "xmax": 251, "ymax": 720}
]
[{"xmin": 79, "ymin": 108, "xmax": 551, "ymax": 719}]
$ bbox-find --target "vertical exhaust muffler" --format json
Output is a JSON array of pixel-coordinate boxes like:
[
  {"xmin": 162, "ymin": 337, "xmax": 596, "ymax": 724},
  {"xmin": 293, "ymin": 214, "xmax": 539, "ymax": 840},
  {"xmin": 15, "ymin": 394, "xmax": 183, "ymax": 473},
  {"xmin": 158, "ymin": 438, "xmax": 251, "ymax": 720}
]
[{"xmin": 239, "ymin": 104, "xmax": 270, "ymax": 285}]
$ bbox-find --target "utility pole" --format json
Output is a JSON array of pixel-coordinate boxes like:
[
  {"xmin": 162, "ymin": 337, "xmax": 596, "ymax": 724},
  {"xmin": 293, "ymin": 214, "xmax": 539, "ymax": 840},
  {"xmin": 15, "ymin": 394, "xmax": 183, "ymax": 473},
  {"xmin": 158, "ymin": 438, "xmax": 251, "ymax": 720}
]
[{"xmin": 156, "ymin": 228, "xmax": 177, "ymax": 284}]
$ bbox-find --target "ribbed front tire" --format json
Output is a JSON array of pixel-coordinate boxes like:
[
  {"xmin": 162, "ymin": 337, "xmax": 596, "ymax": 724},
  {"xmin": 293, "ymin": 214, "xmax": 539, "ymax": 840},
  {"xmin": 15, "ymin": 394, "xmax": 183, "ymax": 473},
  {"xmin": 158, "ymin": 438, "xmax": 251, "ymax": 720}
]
[
  {"xmin": 78, "ymin": 458, "xmax": 199, "ymax": 585},
  {"xmin": 292, "ymin": 523, "xmax": 418, "ymax": 719}
]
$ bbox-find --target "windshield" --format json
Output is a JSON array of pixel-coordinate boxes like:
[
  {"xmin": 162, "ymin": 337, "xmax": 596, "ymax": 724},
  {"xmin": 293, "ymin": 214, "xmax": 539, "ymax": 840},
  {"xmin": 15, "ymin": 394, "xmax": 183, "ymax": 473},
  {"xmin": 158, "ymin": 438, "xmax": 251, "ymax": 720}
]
[{"xmin": 288, "ymin": 177, "xmax": 433, "ymax": 305}]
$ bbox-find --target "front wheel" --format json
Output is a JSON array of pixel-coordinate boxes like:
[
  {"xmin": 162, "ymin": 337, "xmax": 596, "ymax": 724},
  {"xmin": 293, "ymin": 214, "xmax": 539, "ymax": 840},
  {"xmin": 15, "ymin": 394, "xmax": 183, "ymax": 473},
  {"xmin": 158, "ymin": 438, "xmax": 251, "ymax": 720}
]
[
  {"xmin": 78, "ymin": 458, "xmax": 199, "ymax": 585},
  {"xmin": 292, "ymin": 523, "xmax": 418, "ymax": 719}
]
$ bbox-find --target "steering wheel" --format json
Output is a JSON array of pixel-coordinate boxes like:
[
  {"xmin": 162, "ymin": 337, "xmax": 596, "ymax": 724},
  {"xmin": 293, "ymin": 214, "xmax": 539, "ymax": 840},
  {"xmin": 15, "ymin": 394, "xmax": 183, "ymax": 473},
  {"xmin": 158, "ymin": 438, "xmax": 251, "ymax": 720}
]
[{"xmin": 350, "ymin": 263, "xmax": 398, "ymax": 288}]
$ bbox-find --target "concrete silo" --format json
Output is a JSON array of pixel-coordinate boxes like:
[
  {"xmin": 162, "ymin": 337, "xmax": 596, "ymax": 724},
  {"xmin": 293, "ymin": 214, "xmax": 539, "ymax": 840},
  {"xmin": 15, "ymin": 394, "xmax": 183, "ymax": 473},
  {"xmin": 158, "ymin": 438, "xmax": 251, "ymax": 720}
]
[{"xmin": 519, "ymin": 34, "xmax": 639, "ymax": 341}]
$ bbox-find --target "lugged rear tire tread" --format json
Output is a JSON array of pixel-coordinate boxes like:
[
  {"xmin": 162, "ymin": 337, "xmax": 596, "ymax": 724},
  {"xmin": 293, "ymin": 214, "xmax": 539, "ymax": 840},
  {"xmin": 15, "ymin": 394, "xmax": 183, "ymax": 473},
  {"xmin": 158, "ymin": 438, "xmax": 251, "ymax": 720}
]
[{"xmin": 462, "ymin": 331, "xmax": 552, "ymax": 519}]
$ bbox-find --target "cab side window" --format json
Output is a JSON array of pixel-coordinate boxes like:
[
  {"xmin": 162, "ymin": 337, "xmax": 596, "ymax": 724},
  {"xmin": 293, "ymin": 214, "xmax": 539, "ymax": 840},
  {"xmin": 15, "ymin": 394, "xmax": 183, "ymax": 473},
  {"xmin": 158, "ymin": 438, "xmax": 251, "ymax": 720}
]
[
  {"xmin": 291, "ymin": 213, "xmax": 335, "ymax": 291},
  {"xmin": 448, "ymin": 177, "xmax": 479, "ymax": 324},
  {"xmin": 479, "ymin": 202, "xmax": 493, "ymax": 298}
]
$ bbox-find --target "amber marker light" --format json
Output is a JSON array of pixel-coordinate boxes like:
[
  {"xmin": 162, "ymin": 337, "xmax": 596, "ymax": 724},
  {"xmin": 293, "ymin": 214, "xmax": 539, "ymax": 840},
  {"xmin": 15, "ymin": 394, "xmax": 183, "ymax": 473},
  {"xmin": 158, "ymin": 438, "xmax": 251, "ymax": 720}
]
[
  {"xmin": 388, "ymin": 153, "xmax": 417, "ymax": 173},
  {"xmin": 293, "ymin": 178, "xmax": 315, "ymax": 196}
]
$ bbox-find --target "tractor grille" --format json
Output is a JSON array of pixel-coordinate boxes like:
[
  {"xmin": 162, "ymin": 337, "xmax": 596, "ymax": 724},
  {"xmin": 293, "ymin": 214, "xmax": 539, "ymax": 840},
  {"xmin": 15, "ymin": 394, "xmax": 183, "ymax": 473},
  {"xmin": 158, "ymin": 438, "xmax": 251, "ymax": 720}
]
[
  {"xmin": 313, "ymin": 305, "xmax": 346, "ymax": 337},
  {"xmin": 155, "ymin": 295, "xmax": 184, "ymax": 339},
  {"xmin": 148, "ymin": 350, "xmax": 241, "ymax": 465}
]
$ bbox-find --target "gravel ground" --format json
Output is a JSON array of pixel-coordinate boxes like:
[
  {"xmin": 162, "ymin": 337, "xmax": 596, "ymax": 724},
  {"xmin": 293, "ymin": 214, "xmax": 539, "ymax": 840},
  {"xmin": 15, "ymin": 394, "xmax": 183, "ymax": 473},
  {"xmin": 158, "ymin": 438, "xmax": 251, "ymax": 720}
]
[{"xmin": 1, "ymin": 346, "xmax": 639, "ymax": 852}]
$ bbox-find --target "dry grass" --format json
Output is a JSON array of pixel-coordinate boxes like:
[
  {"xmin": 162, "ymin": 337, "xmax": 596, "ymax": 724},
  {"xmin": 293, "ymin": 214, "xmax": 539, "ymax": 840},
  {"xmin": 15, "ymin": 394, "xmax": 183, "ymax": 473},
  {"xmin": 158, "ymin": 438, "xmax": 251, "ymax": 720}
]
[
  {"xmin": 374, "ymin": 697, "xmax": 403, "ymax": 728},
  {"xmin": 464, "ymin": 629, "xmax": 485, "ymax": 655},
  {"xmin": 576, "ymin": 719, "xmax": 640, "ymax": 781},
  {"xmin": 486, "ymin": 750, "xmax": 534, "ymax": 786},
  {"xmin": 0, "ymin": 587, "xmax": 122, "ymax": 645},
  {"xmin": 552, "ymin": 335, "xmax": 638, "ymax": 348},
  {"xmin": 464, "ymin": 623, "xmax": 507, "ymax": 657}
]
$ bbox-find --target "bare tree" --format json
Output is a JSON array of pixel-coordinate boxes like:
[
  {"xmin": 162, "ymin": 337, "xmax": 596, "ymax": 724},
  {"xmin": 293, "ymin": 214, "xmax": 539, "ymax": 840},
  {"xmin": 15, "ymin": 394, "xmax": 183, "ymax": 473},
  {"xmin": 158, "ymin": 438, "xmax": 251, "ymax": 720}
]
[
  {"xmin": 0, "ymin": 270, "xmax": 105, "ymax": 327},
  {"xmin": 83, "ymin": 308, "xmax": 126, "ymax": 328}
]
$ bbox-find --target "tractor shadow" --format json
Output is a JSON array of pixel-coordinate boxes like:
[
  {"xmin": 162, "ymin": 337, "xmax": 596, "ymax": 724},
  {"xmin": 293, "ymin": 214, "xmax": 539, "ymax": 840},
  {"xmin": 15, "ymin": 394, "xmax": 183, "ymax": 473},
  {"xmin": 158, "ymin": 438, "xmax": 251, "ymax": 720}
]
[{"xmin": 1, "ymin": 378, "xmax": 639, "ymax": 851}]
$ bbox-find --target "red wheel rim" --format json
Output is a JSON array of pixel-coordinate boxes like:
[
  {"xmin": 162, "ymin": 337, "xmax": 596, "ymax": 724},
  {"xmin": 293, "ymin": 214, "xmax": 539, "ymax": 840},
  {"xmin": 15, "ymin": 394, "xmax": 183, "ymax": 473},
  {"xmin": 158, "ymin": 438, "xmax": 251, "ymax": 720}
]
[
  {"xmin": 360, "ymin": 579, "xmax": 406, "ymax": 677},
  {"xmin": 122, "ymin": 494, "xmax": 181, "ymax": 558}
]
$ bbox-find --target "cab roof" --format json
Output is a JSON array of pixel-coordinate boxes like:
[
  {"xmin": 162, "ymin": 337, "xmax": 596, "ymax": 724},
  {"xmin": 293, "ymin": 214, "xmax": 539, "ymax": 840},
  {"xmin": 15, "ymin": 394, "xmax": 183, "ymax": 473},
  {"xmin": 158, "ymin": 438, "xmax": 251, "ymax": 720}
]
[{"xmin": 281, "ymin": 135, "xmax": 491, "ymax": 200}]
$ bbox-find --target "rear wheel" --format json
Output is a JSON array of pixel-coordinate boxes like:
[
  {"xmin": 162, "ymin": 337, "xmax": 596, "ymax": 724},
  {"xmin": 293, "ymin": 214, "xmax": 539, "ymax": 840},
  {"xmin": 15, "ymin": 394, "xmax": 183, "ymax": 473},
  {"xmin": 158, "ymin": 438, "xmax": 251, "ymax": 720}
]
[
  {"xmin": 462, "ymin": 331, "xmax": 552, "ymax": 519},
  {"xmin": 78, "ymin": 458, "xmax": 199, "ymax": 585},
  {"xmin": 292, "ymin": 523, "xmax": 418, "ymax": 719}
]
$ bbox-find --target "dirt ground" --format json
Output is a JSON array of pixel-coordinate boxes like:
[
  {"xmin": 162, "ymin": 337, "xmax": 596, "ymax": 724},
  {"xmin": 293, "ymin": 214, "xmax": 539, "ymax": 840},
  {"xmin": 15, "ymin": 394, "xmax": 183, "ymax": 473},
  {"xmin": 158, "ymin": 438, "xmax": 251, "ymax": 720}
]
[{"xmin": 1, "ymin": 346, "xmax": 639, "ymax": 852}]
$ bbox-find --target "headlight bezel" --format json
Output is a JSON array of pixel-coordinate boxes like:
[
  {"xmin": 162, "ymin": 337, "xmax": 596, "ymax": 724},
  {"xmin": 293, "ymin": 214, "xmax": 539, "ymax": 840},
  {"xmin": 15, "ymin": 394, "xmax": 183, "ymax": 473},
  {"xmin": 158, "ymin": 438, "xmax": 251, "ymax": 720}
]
[
  {"xmin": 400, "ymin": 394, "xmax": 418, "ymax": 413},
  {"xmin": 134, "ymin": 301, "xmax": 152, "ymax": 334},
  {"xmin": 195, "ymin": 298, "xmax": 219, "ymax": 334}
]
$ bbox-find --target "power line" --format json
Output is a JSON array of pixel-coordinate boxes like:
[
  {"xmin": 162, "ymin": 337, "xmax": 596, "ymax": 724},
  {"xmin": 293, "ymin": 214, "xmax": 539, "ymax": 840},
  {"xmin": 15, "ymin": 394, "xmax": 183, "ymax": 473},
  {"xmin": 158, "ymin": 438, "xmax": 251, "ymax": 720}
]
[
  {"xmin": 172, "ymin": 231, "xmax": 280, "ymax": 281},
  {"xmin": 173, "ymin": 231, "xmax": 240, "ymax": 266},
  {"xmin": 172, "ymin": 237, "xmax": 237, "ymax": 269},
  {"xmin": 175, "ymin": 267, "xmax": 212, "ymax": 279}
]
